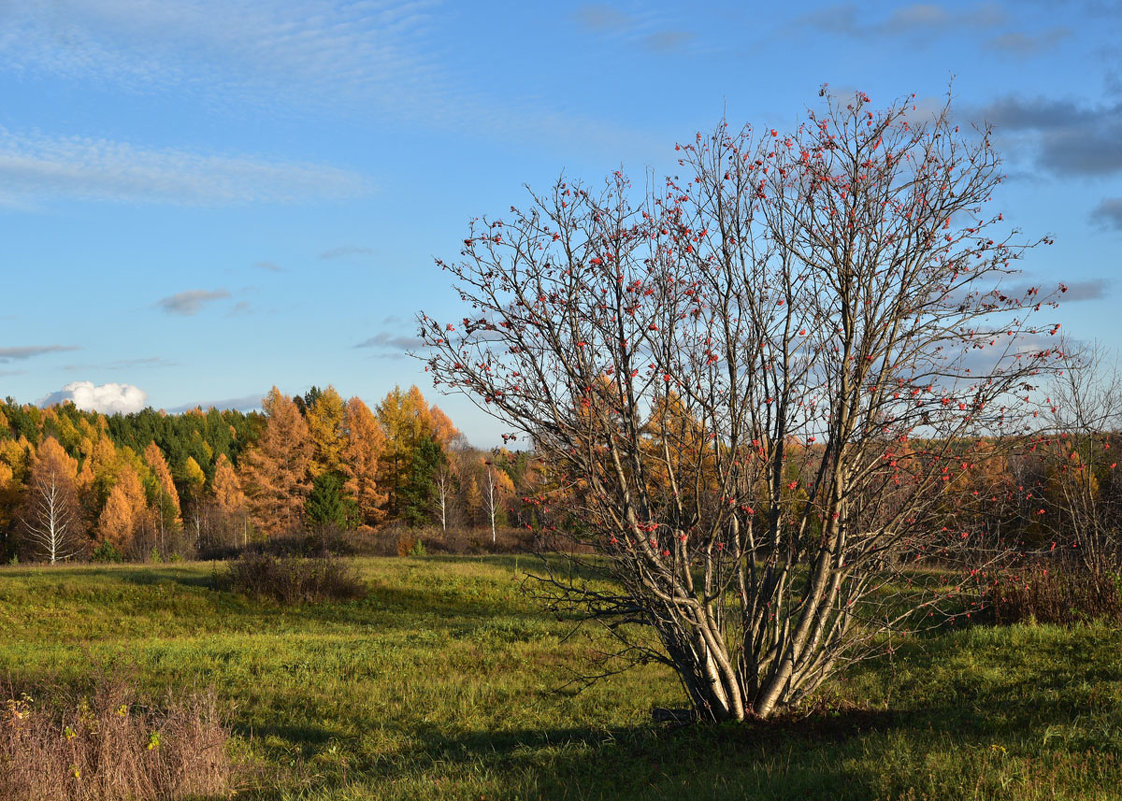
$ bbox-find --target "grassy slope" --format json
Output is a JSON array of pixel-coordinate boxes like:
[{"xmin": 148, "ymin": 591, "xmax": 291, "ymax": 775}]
[{"xmin": 0, "ymin": 557, "xmax": 1120, "ymax": 800}]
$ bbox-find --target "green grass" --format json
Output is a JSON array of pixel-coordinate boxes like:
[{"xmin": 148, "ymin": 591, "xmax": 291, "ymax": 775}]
[{"xmin": 2, "ymin": 556, "xmax": 1121, "ymax": 799}]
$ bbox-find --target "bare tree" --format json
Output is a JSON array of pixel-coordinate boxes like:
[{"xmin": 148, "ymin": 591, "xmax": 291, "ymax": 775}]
[
  {"xmin": 481, "ymin": 460, "xmax": 514, "ymax": 545},
  {"xmin": 434, "ymin": 464, "xmax": 453, "ymax": 535},
  {"xmin": 422, "ymin": 90, "xmax": 1060, "ymax": 720},
  {"xmin": 22, "ymin": 437, "xmax": 85, "ymax": 563},
  {"xmin": 1043, "ymin": 340, "xmax": 1122, "ymax": 573}
]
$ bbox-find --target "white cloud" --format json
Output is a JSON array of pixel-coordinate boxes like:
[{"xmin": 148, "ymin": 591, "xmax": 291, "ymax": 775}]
[
  {"xmin": 0, "ymin": 129, "xmax": 368, "ymax": 207},
  {"xmin": 39, "ymin": 381, "xmax": 148, "ymax": 414}
]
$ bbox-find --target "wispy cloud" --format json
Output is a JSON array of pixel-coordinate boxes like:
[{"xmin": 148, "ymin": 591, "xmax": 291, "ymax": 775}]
[
  {"xmin": 156, "ymin": 288, "xmax": 231, "ymax": 316},
  {"xmin": 167, "ymin": 393, "xmax": 263, "ymax": 413},
  {"xmin": 1006, "ymin": 278, "xmax": 1111, "ymax": 302},
  {"xmin": 798, "ymin": 2, "xmax": 1005, "ymax": 41},
  {"xmin": 0, "ymin": 2, "xmax": 658, "ymax": 161},
  {"xmin": 356, "ymin": 331, "xmax": 421, "ymax": 351},
  {"xmin": 0, "ymin": 129, "xmax": 368, "ymax": 208},
  {"xmin": 986, "ymin": 27, "xmax": 1071, "ymax": 56},
  {"xmin": 320, "ymin": 245, "xmax": 373, "ymax": 260},
  {"xmin": 1060, "ymin": 278, "xmax": 1113, "ymax": 301},
  {"xmin": 573, "ymin": 4, "xmax": 696, "ymax": 53},
  {"xmin": 64, "ymin": 356, "xmax": 174, "ymax": 371},
  {"xmin": 254, "ymin": 260, "xmax": 283, "ymax": 272},
  {"xmin": 1091, "ymin": 198, "xmax": 1122, "ymax": 230},
  {"xmin": 0, "ymin": 344, "xmax": 80, "ymax": 362},
  {"xmin": 0, "ymin": 1, "xmax": 443, "ymax": 109}
]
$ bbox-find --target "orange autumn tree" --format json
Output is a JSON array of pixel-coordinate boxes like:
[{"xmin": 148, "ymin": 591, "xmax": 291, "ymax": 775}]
[
  {"xmin": 342, "ymin": 396, "xmax": 387, "ymax": 528},
  {"xmin": 212, "ymin": 453, "xmax": 250, "ymax": 546},
  {"xmin": 239, "ymin": 387, "xmax": 312, "ymax": 536}
]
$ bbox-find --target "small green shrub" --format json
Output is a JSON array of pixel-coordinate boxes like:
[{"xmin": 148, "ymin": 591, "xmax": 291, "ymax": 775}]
[
  {"xmin": 223, "ymin": 552, "xmax": 367, "ymax": 604},
  {"xmin": 90, "ymin": 542, "xmax": 124, "ymax": 564}
]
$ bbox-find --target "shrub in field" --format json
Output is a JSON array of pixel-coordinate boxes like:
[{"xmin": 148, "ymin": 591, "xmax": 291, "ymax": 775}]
[
  {"xmin": 90, "ymin": 542, "xmax": 124, "ymax": 563},
  {"xmin": 0, "ymin": 674, "xmax": 231, "ymax": 801},
  {"xmin": 423, "ymin": 88, "xmax": 1061, "ymax": 720},
  {"xmin": 224, "ymin": 551, "xmax": 367, "ymax": 604},
  {"xmin": 983, "ymin": 563, "xmax": 1122, "ymax": 625}
]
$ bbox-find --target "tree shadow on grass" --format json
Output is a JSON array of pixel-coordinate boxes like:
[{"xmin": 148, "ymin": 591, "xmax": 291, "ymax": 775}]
[
  {"xmin": 257, "ymin": 709, "xmax": 903, "ymax": 801},
  {"xmin": 257, "ymin": 628, "xmax": 1122, "ymax": 801},
  {"xmin": 112, "ymin": 565, "xmax": 220, "ymax": 589}
]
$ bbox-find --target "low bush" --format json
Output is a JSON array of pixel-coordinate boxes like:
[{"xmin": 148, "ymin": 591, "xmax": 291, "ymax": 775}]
[
  {"xmin": 0, "ymin": 673, "xmax": 232, "ymax": 801},
  {"xmin": 983, "ymin": 562, "xmax": 1122, "ymax": 625},
  {"xmin": 223, "ymin": 552, "xmax": 367, "ymax": 604}
]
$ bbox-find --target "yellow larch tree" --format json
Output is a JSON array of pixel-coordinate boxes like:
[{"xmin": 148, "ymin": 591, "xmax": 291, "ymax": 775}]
[
  {"xmin": 376, "ymin": 385, "xmax": 460, "ymax": 518},
  {"xmin": 144, "ymin": 441, "xmax": 181, "ymax": 527},
  {"xmin": 305, "ymin": 385, "xmax": 348, "ymax": 478}
]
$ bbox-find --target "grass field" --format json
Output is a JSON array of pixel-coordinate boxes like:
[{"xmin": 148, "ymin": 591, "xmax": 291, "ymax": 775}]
[{"xmin": 1, "ymin": 556, "xmax": 1121, "ymax": 800}]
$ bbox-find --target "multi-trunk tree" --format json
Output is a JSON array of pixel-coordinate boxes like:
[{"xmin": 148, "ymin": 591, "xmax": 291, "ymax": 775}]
[{"xmin": 423, "ymin": 90, "xmax": 1061, "ymax": 720}]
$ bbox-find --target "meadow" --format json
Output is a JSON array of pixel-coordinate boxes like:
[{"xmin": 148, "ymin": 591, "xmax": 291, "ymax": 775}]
[{"xmin": 1, "ymin": 556, "xmax": 1121, "ymax": 800}]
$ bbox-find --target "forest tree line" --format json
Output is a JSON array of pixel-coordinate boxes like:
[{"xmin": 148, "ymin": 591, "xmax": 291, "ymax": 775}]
[
  {"xmin": 2, "ymin": 384, "xmax": 1120, "ymax": 566},
  {"xmin": 0, "ymin": 385, "xmax": 546, "ymax": 563}
]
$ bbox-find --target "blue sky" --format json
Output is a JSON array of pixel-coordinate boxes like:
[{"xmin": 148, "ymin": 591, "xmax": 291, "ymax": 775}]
[{"xmin": 1, "ymin": 0, "xmax": 1119, "ymax": 446}]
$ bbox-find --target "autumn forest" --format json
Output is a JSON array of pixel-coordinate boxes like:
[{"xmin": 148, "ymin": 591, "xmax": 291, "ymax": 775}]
[
  {"xmin": 0, "ymin": 385, "xmax": 540, "ymax": 564},
  {"xmin": 2, "ymin": 380, "xmax": 1119, "ymax": 572}
]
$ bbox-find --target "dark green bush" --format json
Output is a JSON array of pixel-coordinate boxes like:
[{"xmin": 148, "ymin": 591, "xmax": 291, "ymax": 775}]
[{"xmin": 90, "ymin": 542, "xmax": 124, "ymax": 564}]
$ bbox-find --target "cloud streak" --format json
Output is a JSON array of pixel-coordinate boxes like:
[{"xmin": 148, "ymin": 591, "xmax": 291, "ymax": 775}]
[
  {"xmin": 320, "ymin": 245, "xmax": 373, "ymax": 260},
  {"xmin": 64, "ymin": 356, "xmax": 174, "ymax": 371},
  {"xmin": 1005, "ymin": 278, "xmax": 1111, "ymax": 302},
  {"xmin": 986, "ymin": 27, "xmax": 1071, "ymax": 56},
  {"xmin": 799, "ymin": 2, "xmax": 1005, "ymax": 41},
  {"xmin": 156, "ymin": 289, "xmax": 231, "ymax": 316},
  {"xmin": 0, "ymin": 129, "xmax": 368, "ymax": 208},
  {"xmin": 573, "ymin": 4, "xmax": 696, "ymax": 52},
  {"xmin": 355, "ymin": 331, "xmax": 421, "ymax": 351},
  {"xmin": 0, "ymin": 344, "xmax": 80, "ymax": 362},
  {"xmin": 167, "ymin": 393, "xmax": 264, "ymax": 413}
]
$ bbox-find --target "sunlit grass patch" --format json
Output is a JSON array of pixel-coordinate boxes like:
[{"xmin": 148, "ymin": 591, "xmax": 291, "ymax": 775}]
[{"xmin": 0, "ymin": 558, "xmax": 1120, "ymax": 799}]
